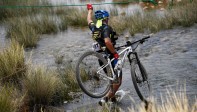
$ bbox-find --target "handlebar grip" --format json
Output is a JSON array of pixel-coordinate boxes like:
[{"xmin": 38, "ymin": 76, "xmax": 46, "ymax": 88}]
[{"xmin": 142, "ymin": 36, "xmax": 150, "ymax": 40}]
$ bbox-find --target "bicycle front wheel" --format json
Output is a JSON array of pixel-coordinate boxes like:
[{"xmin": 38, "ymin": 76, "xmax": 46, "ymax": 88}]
[
  {"xmin": 76, "ymin": 51, "xmax": 111, "ymax": 98},
  {"xmin": 130, "ymin": 59, "xmax": 151, "ymax": 103}
]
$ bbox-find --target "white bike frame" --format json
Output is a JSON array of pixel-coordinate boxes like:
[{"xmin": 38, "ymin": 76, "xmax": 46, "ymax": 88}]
[{"xmin": 96, "ymin": 46, "xmax": 133, "ymax": 81}]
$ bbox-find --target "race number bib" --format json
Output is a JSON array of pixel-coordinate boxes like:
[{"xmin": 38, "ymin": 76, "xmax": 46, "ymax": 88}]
[{"xmin": 92, "ymin": 42, "xmax": 101, "ymax": 51}]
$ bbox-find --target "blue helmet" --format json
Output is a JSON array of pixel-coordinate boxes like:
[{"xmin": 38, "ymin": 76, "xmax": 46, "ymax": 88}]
[{"xmin": 95, "ymin": 10, "xmax": 109, "ymax": 20}]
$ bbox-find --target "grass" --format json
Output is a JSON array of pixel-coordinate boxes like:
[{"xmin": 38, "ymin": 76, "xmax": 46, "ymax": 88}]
[
  {"xmin": 3, "ymin": 0, "xmax": 197, "ymax": 48},
  {"xmin": 0, "ymin": 85, "xmax": 24, "ymax": 112},
  {"xmin": 128, "ymin": 89, "xmax": 197, "ymax": 112},
  {"xmin": 100, "ymin": 88, "xmax": 197, "ymax": 112},
  {"xmin": 23, "ymin": 66, "xmax": 65, "ymax": 111},
  {"xmin": 59, "ymin": 63, "xmax": 80, "ymax": 93},
  {"xmin": 0, "ymin": 0, "xmax": 48, "ymax": 21},
  {"xmin": 6, "ymin": 14, "xmax": 60, "ymax": 47},
  {"xmin": 0, "ymin": 40, "xmax": 26, "ymax": 85},
  {"xmin": 110, "ymin": 0, "xmax": 197, "ymax": 35}
]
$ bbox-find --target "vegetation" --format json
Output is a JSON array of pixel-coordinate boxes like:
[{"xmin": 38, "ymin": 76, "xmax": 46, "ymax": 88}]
[
  {"xmin": 2, "ymin": 0, "xmax": 197, "ymax": 47},
  {"xmin": 72, "ymin": 88, "xmax": 197, "ymax": 112},
  {"xmin": 23, "ymin": 66, "xmax": 65, "ymax": 111},
  {"xmin": 0, "ymin": 85, "xmax": 24, "ymax": 112},
  {"xmin": 0, "ymin": 40, "xmax": 26, "ymax": 84},
  {"xmin": 110, "ymin": 0, "xmax": 197, "ymax": 35}
]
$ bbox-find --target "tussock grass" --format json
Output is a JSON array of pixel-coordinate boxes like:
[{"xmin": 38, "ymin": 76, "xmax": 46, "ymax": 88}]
[
  {"xmin": 6, "ymin": 17, "xmax": 39, "ymax": 48},
  {"xmin": 23, "ymin": 66, "xmax": 65, "ymax": 110},
  {"xmin": 60, "ymin": 63, "xmax": 80, "ymax": 93},
  {"xmin": 0, "ymin": 0, "xmax": 48, "ymax": 20},
  {"xmin": 110, "ymin": 0, "xmax": 197, "ymax": 35},
  {"xmin": 129, "ymin": 90, "xmax": 197, "ymax": 112},
  {"xmin": 6, "ymin": 14, "xmax": 59, "ymax": 47},
  {"xmin": 0, "ymin": 85, "xmax": 24, "ymax": 112},
  {"xmin": 101, "ymin": 88, "xmax": 197, "ymax": 112},
  {"xmin": 0, "ymin": 40, "xmax": 26, "ymax": 84},
  {"xmin": 66, "ymin": 8, "xmax": 87, "ymax": 27}
]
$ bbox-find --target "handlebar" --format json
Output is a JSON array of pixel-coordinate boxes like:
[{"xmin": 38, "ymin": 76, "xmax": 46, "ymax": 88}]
[{"xmin": 115, "ymin": 34, "xmax": 152, "ymax": 50}]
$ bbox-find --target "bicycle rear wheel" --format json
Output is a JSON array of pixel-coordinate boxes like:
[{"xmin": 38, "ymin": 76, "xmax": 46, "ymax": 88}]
[
  {"xmin": 76, "ymin": 51, "xmax": 111, "ymax": 98},
  {"xmin": 130, "ymin": 58, "xmax": 151, "ymax": 103}
]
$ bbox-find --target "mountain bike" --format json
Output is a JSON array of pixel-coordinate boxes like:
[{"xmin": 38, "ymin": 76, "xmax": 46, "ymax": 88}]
[{"xmin": 75, "ymin": 35, "xmax": 152, "ymax": 104}]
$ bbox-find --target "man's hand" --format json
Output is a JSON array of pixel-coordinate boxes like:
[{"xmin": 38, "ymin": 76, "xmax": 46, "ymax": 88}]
[{"xmin": 87, "ymin": 4, "xmax": 93, "ymax": 10}]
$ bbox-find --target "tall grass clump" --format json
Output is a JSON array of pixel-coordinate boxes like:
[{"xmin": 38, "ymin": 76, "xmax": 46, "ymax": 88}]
[
  {"xmin": 6, "ymin": 14, "xmax": 59, "ymax": 48},
  {"xmin": 23, "ymin": 66, "xmax": 65, "ymax": 111},
  {"xmin": 66, "ymin": 8, "xmax": 87, "ymax": 27},
  {"xmin": 0, "ymin": 0, "xmax": 49, "ymax": 21},
  {"xmin": 0, "ymin": 40, "xmax": 26, "ymax": 84},
  {"xmin": 110, "ymin": 0, "xmax": 197, "ymax": 35},
  {"xmin": 0, "ymin": 85, "xmax": 24, "ymax": 112},
  {"xmin": 60, "ymin": 63, "xmax": 80, "ymax": 93},
  {"xmin": 128, "ymin": 89, "xmax": 197, "ymax": 112},
  {"xmin": 6, "ymin": 17, "xmax": 39, "ymax": 48}
]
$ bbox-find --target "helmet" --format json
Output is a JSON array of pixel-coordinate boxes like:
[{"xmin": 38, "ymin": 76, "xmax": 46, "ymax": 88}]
[{"xmin": 95, "ymin": 10, "xmax": 109, "ymax": 20}]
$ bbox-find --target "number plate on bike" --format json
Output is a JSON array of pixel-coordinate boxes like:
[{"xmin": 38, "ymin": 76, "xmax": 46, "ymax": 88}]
[{"xmin": 92, "ymin": 42, "xmax": 101, "ymax": 51}]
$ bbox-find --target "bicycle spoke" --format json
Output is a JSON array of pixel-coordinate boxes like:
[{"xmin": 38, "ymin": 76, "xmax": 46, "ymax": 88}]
[{"xmin": 76, "ymin": 51, "xmax": 110, "ymax": 98}]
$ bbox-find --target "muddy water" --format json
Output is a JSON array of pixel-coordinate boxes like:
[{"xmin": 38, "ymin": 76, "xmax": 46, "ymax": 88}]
[{"xmin": 24, "ymin": 24, "xmax": 197, "ymax": 111}]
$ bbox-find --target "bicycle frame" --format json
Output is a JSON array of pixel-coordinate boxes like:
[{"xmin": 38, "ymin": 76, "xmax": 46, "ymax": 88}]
[{"xmin": 96, "ymin": 46, "xmax": 133, "ymax": 81}]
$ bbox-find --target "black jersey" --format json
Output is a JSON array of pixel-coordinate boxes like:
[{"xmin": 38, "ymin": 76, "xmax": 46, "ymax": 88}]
[{"xmin": 89, "ymin": 22, "xmax": 117, "ymax": 47}]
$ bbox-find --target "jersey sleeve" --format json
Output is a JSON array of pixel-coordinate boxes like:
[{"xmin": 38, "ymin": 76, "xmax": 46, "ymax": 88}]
[
  {"xmin": 103, "ymin": 26, "xmax": 111, "ymax": 39},
  {"xmin": 88, "ymin": 22, "xmax": 96, "ymax": 32}
]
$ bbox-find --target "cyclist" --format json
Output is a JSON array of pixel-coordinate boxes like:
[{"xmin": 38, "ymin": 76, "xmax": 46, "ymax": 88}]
[{"xmin": 87, "ymin": 4, "xmax": 122, "ymax": 106}]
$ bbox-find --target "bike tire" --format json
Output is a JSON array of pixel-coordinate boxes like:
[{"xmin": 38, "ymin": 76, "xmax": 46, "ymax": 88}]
[
  {"xmin": 76, "ymin": 51, "xmax": 111, "ymax": 98},
  {"xmin": 130, "ymin": 58, "xmax": 151, "ymax": 103}
]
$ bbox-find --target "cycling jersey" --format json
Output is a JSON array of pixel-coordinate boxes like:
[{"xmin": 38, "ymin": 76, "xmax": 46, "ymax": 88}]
[{"xmin": 89, "ymin": 22, "xmax": 117, "ymax": 47}]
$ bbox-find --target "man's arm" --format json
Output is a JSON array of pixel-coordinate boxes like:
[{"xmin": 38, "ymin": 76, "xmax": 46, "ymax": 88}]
[
  {"xmin": 104, "ymin": 38, "xmax": 116, "ymax": 54},
  {"xmin": 87, "ymin": 4, "xmax": 93, "ymax": 25}
]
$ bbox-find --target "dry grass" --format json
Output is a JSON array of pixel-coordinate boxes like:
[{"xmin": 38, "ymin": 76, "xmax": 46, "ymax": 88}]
[
  {"xmin": 6, "ymin": 14, "xmax": 59, "ymax": 47},
  {"xmin": 60, "ymin": 63, "xmax": 80, "ymax": 93},
  {"xmin": 0, "ymin": 0, "xmax": 48, "ymax": 20},
  {"xmin": 110, "ymin": 0, "xmax": 197, "ymax": 35},
  {"xmin": 0, "ymin": 40, "xmax": 26, "ymax": 84},
  {"xmin": 100, "ymin": 88, "xmax": 196, "ymax": 112},
  {"xmin": 0, "ymin": 85, "xmax": 24, "ymax": 112},
  {"xmin": 23, "ymin": 66, "xmax": 65, "ymax": 110},
  {"xmin": 129, "ymin": 90, "xmax": 197, "ymax": 112}
]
